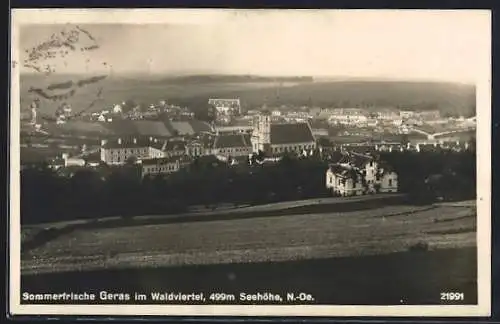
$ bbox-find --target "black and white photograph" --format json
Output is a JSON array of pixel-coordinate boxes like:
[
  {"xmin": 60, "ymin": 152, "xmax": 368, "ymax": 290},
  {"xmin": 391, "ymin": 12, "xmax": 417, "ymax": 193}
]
[{"xmin": 9, "ymin": 9, "xmax": 491, "ymax": 317}]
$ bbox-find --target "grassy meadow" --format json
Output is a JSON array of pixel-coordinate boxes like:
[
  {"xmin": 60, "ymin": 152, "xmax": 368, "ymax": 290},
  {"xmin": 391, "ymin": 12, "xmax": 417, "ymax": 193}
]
[
  {"xmin": 21, "ymin": 201, "xmax": 477, "ymax": 305},
  {"xmin": 22, "ymin": 202, "xmax": 476, "ymax": 275}
]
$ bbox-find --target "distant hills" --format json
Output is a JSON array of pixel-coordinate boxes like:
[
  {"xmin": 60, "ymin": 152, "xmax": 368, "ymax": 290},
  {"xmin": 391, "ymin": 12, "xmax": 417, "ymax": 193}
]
[
  {"xmin": 19, "ymin": 73, "xmax": 476, "ymax": 118},
  {"xmin": 150, "ymin": 74, "xmax": 315, "ymax": 84}
]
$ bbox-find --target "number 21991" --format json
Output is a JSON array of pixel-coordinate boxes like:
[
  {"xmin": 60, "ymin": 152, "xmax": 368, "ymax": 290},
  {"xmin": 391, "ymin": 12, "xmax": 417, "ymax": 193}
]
[{"xmin": 441, "ymin": 292, "xmax": 464, "ymax": 301}]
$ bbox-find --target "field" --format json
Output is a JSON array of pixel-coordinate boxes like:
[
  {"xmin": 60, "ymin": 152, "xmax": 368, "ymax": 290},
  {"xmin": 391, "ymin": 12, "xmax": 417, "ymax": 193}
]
[
  {"xmin": 21, "ymin": 202, "xmax": 476, "ymax": 275},
  {"xmin": 20, "ymin": 200, "xmax": 477, "ymax": 305}
]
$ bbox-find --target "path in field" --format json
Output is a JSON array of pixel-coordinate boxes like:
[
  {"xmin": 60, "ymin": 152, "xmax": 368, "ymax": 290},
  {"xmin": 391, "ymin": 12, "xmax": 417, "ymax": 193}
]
[{"xmin": 21, "ymin": 204, "xmax": 476, "ymax": 275}]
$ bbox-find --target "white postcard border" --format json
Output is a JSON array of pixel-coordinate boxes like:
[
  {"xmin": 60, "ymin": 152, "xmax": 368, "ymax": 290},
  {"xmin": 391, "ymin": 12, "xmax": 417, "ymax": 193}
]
[{"xmin": 9, "ymin": 8, "xmax": 492, "ymax": 317}]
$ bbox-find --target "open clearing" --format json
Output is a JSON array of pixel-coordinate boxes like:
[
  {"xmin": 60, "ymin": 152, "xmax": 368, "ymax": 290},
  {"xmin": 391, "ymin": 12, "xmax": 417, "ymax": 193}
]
[{"xmin": 21, "ymin": 203, "xmax": 476, "ymax": 275}]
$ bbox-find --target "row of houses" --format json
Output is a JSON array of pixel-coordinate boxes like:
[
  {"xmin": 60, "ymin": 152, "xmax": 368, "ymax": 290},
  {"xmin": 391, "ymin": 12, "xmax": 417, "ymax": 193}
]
[
  {"xmin": 91, "ymin": 110, "xmax": 317, "ymax": 177},
  {"xmin": 323, "ymin": 140, "xmax": 472, "ymax": 155}
]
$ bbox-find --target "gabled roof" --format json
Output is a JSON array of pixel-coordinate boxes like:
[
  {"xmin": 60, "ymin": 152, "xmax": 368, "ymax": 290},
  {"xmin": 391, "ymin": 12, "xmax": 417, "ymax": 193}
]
[
  {"xmin": 270, "ymin": 123, "xmax": 315, "ymax": 145},
  {"xmin": 149, "ymin": 139, "xmax": 166, "ymax": 150},
  {"xmin": 164, "ymin": 140, "xmax": 186, "ymax": 151},
  {"xmin": 214, "ymin": 134, "xmax": 251, "ymax": 149},
  {"xmin": 328, "ymin": 163, "xmax": 361, "ymax": 180},
  {"xmin": 350, "ymin": 153, "xmax": 373, "ymax": 169}
]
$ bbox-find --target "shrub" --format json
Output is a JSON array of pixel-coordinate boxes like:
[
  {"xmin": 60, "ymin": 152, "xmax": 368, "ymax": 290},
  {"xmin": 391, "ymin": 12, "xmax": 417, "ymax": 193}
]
[{"xmin": 408, "ymin": 241, "xmax": 429, "ymax": 252}]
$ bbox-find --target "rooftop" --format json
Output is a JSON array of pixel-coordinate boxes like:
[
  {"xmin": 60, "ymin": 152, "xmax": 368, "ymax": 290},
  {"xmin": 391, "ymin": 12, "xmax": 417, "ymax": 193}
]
[
  {"xmin": 214, "ymin": 133, "xmax": 251, "ymax": 149},
  {"xmin": 164, "ymin": 140, "xmax": 186, "ymax": 151},
  {"xmin": 102, "ymin": 138, "xmax": 154, "ymax": 149},
  {"xmin": 270, "ymin": 123, "xmax": 315, "ymax": 145}
]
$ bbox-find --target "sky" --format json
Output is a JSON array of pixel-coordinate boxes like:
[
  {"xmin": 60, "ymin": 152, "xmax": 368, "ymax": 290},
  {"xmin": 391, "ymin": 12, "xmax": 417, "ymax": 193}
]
[{"xmin": 15, "ymin": 9, "xmax": 491, "ymax": 83}]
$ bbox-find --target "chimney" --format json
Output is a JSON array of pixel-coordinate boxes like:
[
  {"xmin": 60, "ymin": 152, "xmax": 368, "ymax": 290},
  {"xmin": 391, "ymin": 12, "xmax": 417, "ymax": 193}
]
[{"xmin": 118, "ymin": 138, "xmax": 122, "ymax": 145}]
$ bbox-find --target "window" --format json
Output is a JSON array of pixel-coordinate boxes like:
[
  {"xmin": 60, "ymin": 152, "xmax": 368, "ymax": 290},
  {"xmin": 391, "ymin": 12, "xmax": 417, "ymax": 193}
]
[{"xmin": 388, "ymin": 179, "xmax": 392, "ymax": 187}]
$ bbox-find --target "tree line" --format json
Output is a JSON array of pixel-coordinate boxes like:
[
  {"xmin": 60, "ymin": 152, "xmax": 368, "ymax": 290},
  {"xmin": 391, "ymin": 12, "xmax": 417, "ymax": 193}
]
[{"xmin": 20, "ymin": 150, "xmax": 476, "ymax": 225}]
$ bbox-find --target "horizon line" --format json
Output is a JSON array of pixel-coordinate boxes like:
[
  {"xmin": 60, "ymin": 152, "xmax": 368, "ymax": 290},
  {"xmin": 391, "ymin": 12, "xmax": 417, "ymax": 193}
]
[{"xmin": 18, "ymin": 72, "xmax": 476, "ymax": 86}]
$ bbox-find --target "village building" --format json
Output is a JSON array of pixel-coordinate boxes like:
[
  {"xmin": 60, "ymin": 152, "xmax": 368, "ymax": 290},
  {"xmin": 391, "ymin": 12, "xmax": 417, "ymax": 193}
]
[
  {"xmin": 208, "ymin": 98, "xmax": 241, "ymax": 116},
  {"xmin": 61, "ymin": 153, "xmax": 86, "ymax": 167},
  {"xmin": 99, "ymin": 137, "xmax": 165, "ymax": 165},
  {"xmin": 163, "ymin": 140, "xmax": 186, "ymax": 158},
  {"xmin": 418, "ymin": 110, "xmax": 441, "ymax": 121},
  {"xmin": 375, "ymin": 109, "xmax": 400, "ymax": 121},
  {"xmin": 112, "ymin": 104, "xmax": 122, "ymax": 114},
  {"xmin": 325, "ymin": 152, "xmax": 398, "ymax": 196},
  {"xmin": 141, "ymin": 156, "xmax": 182, "ymax": 178},
  {"xmin": 327, "ymin": 108, "xmax": 369, "ymax": 126},
  {"xmin": 374, "ymin": 142, "xmax": 406, "ymax": 152},
  {"xmin": 251, "ymin": 111, "xmax": 316, "ymax": 156},
  {"xmin": 212, "ymin": 133, "xmax": 252, "ymax": 159},
  {"xmin": 185, "ymin": 140, "xmax": 206, "ymax": 157},
  {"xmin": 399, "ymin": 110, "xmax": 415, "ymax": 119}
]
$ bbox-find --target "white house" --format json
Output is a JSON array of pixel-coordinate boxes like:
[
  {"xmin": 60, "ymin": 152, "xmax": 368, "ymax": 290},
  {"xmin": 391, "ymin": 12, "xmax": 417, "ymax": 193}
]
[
  {"xmin": 327, "ymin": 110, "xmax": 368, "ymax": 126},
  {"xmin": 61, "ymin": 153, "xmax": 86, "ymax": 167},
  {"xmin": 326, "ymin": 152, "xmax": 398, "ymax": 196},
  {"xmin": 208, "ymin": 98, "xmax": 241, "ymax": 115},
  {"xmin": 399, "ymin": 110, "xmax": 415, "ymax": 119},
  {"xmin": 112, "ymin": 104, "xmax": 122, "ymax": 114}
]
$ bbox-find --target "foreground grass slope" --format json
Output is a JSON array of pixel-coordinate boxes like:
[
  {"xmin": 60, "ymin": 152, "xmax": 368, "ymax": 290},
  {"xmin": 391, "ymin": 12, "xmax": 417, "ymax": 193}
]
[{"xmin": 22, "ymin": 203, "xmax": 476, "ymax": 275}]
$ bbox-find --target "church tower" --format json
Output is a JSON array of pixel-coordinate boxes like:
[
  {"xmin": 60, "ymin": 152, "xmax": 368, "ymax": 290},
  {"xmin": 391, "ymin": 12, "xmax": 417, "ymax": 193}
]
[
  {"xmin": 251, "ymin": 108, "xmax": 271, "ymax": 153},
  {"xmin": 30, "ymin": 99, "xmax": 38, "ymax": 125},
  {"xmin": 258, "ymin": 111, "xmax": 271, "ymax": 145}
]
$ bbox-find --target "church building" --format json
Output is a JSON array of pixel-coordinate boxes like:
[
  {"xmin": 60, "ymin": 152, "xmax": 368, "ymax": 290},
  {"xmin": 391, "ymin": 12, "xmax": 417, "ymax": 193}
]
[{"xmin": 250, "ymin": 110, "xmax": 316, "ymax": 156}]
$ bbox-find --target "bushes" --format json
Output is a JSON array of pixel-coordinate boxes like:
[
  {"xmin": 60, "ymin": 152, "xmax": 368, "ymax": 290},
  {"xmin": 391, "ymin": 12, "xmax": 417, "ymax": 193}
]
[{"xmin": 408, "ymin": 242, "xmax": 430, "ymax": 252}]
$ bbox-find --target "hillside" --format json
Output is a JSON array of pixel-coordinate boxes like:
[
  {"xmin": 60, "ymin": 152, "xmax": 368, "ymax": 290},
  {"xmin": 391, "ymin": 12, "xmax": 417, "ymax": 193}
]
[
  {"xmin": 20, "ymin": 74, "xmax": 476, "ymax": 118},
  {"xmin": 22, "ymin": 202, "xmax": 475, "ymax": 275}
]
